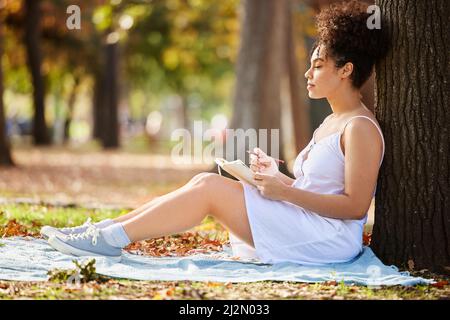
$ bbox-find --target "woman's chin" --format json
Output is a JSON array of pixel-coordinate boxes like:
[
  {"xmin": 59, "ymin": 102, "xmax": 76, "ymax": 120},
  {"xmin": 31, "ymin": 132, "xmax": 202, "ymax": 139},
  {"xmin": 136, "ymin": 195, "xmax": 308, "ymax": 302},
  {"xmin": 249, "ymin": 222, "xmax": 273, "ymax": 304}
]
[{"xmin": 308, "ymin": 92, "xmax": 322, "ymax": 99}]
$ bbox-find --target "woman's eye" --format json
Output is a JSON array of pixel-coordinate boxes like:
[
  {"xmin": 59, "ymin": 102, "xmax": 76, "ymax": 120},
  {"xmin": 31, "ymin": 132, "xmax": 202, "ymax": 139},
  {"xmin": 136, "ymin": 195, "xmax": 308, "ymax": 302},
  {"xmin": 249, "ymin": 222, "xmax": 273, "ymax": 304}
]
[{"xmin": 314, "ymin": 66, "xmax": 322, "ymax": 69}]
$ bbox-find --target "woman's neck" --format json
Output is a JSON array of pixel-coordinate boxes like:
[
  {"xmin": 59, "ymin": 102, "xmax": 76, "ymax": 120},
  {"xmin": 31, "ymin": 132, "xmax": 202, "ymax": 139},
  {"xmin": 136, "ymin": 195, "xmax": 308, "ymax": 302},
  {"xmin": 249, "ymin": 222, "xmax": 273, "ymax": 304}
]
[{"xmin": 326, "ymin": 88, "xmax": 365, "ymax": 118}]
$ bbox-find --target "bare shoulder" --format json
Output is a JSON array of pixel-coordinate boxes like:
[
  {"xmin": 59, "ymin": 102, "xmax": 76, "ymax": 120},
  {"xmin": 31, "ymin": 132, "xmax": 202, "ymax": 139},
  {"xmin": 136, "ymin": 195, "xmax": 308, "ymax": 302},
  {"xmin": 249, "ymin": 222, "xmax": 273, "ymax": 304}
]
[
  {"xmin": 341, "ymin": 114, "xmax": 383, "ymax": 156},
  {"xmin": 347, "ymin": 114, "xmax": 382, "ymax": 133},
  {"xmin": 341, "ymin": 114, "xmax": 384, "ymax": 219}
]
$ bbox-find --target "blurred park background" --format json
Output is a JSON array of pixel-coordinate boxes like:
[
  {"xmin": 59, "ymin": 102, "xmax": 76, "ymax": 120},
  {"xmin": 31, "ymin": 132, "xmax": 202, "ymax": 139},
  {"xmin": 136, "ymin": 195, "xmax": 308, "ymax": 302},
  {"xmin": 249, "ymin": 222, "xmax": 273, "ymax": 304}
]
[{"xmin": 1, "ymin": 0, "xmax": 380, "ymax": 208}]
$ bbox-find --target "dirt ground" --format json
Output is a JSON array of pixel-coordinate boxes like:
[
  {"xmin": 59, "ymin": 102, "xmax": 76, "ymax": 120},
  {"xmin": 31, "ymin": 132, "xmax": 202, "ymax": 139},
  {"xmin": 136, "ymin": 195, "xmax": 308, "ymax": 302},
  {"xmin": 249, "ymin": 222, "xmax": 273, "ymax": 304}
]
[{"xmin": 0, "ymin": 147, "xmax": 209, "ymax": 208}]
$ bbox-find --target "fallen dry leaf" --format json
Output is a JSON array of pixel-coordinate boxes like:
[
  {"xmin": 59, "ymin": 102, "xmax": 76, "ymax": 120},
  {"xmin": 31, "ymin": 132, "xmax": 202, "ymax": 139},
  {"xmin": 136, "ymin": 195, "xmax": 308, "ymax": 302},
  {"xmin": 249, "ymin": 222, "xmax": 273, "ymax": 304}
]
[
  {"xmin": 124, "ymin": 231, "xmax": 226, "ymax": 257},
  {"xmin": 431, "ymin": 281, "xmax": 448, "ymax": 289},
  {"xmin": 1, "ymin": 219, "xmax": 35, "ymax": 238},
  {"xmin": 363, "ymin": 232, "xmax": 371, "ymax": 246}
]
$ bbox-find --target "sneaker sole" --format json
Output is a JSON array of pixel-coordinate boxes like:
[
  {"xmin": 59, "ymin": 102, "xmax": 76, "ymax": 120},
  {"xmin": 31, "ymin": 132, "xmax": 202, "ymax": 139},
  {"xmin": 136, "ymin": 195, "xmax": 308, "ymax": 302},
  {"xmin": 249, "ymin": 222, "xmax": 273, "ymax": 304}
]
[{"xmin": 48, "ymin": 236, "xmax": 122, "ymax": 262}]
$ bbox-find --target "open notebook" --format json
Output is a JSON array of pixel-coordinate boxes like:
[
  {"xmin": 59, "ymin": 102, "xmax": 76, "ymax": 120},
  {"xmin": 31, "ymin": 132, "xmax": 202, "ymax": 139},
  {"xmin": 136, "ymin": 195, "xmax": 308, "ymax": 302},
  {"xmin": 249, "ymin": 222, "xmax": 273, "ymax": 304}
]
[{"xmin": 215, "ymin": 158, "xmax": 257, "ymax": 187}]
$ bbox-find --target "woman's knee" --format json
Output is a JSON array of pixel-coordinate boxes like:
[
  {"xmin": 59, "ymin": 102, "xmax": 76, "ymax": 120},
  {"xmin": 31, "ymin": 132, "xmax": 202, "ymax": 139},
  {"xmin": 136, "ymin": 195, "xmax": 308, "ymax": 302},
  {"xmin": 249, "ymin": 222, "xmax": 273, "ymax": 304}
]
[
  {"xmin": 191, "ymin": 172, "xmax": 222, "ymax": 187},
  {"xmin": 187, "ymin": 172, "xmax": 209, "ymax": 185},
  {"xmin": 198, "ymin": 172, "xmax": 224, "ymax": 187},
  {"xmin": 190, "ymin": 173, "xmax": 243, "ymax": 202}
]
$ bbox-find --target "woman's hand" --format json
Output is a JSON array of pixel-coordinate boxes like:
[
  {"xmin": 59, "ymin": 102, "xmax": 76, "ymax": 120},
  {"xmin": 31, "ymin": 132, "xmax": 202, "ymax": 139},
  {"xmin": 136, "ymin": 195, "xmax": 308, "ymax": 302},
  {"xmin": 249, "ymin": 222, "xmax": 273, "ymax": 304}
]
[
  {"xmin": 252, "ymin": 172, "xmax": 287, "ymax": 201},
  {"xmin": 249, "ymin": 147, "xmax": 279, "ymax": 175}
]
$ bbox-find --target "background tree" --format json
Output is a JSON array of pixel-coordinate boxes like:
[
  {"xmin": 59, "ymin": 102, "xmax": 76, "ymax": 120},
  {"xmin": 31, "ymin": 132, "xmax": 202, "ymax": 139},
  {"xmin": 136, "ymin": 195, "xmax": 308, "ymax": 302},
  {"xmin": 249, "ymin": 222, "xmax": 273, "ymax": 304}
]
[
  {"xmin": 371, "ymin": 0, "xmax": 450, "ymax": 274},
  {"xmin": 0, "ymin": 14, "xmax": 14, "ymax": 166},
  {"xmin": 125, "ymin": 1, "xmax": 239, "ymax": 126},
  {"xmin": 286, "ymin": 0, "xmax": 312, "ymax": 154},
  {"xmin": 24, "ymin": 0, "xmax": 49, "ymax": 145},
  {"xmin": 91, "ymin": 2, "xmax": 132, "ymax": 149},
  {"xmin": 229, "ymin": 0, "xmax": 290, "ymax": 174},
  {"xmin": 100, "ymin": 30, "xmax": 120, "ymax": 148}
]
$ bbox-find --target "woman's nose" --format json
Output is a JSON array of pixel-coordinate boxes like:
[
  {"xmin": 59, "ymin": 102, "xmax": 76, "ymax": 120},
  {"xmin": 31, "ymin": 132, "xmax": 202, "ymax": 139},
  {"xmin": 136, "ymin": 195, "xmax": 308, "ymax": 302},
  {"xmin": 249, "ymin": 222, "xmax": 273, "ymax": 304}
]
[{"xmin": 304, "ymin": 67, "xmax": 311, "ymax": 79}]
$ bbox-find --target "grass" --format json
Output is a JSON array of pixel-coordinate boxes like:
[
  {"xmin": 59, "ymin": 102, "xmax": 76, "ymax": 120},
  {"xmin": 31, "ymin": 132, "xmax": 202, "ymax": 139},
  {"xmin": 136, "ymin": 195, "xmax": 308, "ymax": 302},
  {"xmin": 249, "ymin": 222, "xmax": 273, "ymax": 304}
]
[
  {"xmin": 0, "ymin": 202, "xmax": 126, "ymax": 233},
  {"xmin": 0, "ymin": 202, "xmax": 449, "ymax": 300}
]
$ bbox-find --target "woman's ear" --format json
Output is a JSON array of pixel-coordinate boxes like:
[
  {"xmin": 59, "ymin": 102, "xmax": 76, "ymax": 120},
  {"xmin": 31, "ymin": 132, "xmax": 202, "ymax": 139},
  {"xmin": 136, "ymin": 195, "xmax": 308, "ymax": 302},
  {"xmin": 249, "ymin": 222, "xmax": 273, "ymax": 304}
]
[{"xmin": 340, "ymin": 62, "xmax": 354, "ymax": 79}]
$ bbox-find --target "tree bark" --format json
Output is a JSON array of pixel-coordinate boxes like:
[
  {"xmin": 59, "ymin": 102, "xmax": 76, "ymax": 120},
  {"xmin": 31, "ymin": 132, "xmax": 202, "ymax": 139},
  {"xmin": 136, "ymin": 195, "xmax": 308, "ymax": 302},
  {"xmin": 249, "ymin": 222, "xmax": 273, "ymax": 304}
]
[
  {"xmin": 99, "ymin": 40, "xmax": 120, "ymax": 148},
  {"xmin": 229, "ymin": 0, "xmax": 290, "ymax": 175},
  {"xmin": 0, "ymin": 19, "xmax": 14, "ymax": 166},
  {"xmin": 360, "ymin": 72, "xmax": 375, "ymax": 113},
  {"xmin": 24, "ymin": 0, "xmax": 49, "ymax": 145},
  {"xmin": 371, "ymin": 0, "xmax": 450, "ymax": 274}
]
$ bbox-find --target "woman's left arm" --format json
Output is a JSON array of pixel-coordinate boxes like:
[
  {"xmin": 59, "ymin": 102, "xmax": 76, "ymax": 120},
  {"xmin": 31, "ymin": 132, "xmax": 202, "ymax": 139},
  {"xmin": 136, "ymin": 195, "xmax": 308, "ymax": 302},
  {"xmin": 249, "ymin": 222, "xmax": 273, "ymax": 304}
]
[
  {"xmin": 281, "ymin": 187, "xmax": 362, "ymax": 220},
  {"xmin": 253, "ymin": 119, "xmax": 383, "ymax": 220}
]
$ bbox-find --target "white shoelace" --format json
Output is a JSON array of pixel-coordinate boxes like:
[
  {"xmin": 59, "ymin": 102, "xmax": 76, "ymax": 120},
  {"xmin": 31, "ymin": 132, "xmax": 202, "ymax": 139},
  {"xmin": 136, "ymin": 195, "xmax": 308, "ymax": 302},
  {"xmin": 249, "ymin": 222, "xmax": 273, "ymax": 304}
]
[
  {"xmin": 67, "ymin": 225, "xmax": 100, "ymax": 246},
  {"xmin": 61, "ymin": 217, "xmax": 93, "ymax": 232}
]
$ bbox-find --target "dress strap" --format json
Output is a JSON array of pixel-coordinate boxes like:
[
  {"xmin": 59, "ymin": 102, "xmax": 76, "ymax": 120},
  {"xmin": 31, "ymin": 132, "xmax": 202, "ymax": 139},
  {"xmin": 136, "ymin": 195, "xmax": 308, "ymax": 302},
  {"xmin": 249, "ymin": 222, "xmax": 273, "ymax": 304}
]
[{"xmin": 339, "ymin": 116, "xmax": 385, "ymax": 166}]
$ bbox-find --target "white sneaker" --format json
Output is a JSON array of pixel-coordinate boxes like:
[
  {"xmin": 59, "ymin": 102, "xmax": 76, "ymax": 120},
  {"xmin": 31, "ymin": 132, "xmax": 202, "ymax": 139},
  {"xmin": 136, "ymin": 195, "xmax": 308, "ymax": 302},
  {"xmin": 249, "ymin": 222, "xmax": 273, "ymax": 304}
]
[{"xmin": 48, "ymin": 225, "xmax": 122, "ymax": 262}]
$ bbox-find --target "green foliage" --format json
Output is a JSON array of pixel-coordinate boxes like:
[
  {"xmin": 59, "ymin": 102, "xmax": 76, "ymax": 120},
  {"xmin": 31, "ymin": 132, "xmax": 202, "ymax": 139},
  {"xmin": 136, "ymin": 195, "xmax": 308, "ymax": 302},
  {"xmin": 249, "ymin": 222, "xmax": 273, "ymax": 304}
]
[
  {"xmin": 92, "ymin": 5, "xmax": 114, "ymax": 32},
  {"xmin": 3, "ymin": 0, "xmax": 240, "ymax": 125},
  {"xmin": 47, "ymin": 258, "xmax": 110, "ymax": 284},
  {"xmin": 103, "ymin": 1, "xmax": 239, "ymax": 118}
]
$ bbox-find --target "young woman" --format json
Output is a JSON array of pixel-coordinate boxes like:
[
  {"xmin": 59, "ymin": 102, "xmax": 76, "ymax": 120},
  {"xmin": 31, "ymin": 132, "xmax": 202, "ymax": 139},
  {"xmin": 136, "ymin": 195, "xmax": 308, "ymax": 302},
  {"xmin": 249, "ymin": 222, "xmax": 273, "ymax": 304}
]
[{"xmin": 41, "ymin": 0, "xmax": 389, "ymax": 264}]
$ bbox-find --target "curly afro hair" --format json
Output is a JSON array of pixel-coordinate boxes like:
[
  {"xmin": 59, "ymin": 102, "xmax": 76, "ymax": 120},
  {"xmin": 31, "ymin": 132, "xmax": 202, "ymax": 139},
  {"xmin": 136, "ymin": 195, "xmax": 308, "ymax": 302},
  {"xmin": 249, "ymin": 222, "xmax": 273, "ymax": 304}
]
[{"xmin": 312, "ymin": 0, "xmax": 389, "ymax": 88}]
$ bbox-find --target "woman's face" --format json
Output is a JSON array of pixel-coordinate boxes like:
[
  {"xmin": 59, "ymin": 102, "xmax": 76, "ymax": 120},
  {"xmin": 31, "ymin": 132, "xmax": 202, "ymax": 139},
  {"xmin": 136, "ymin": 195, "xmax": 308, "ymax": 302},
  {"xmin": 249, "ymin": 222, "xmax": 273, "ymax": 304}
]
[{"xmin": 304, "ymin": 45, "xmax": 344, "ymax": 99}]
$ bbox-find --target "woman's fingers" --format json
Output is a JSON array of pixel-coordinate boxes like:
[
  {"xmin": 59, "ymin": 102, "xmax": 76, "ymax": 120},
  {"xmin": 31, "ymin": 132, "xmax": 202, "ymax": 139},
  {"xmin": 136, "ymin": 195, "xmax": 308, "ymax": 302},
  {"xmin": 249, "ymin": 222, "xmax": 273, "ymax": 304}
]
[
  {"xmin": 251, "ymin": 149, "xmax": 271, "ymax": 162},
  {"xmin": 257, "ymin": 159, "xmax": 271, "ymax": 166},
  {"xmin": 250, "ymin": 149, "xmax": 273, "ymax": 170},
  {"xmin": 250, "ymin": 155, "xmax": 270, "ymax": 167},
  {"xmin": 253, "ymin": 147, "xmax": 268, "ymax": 158},
  {"xmin": 250, "ymin": 164, "xmax": 261, "ymax": 172},
  {"xmin": 251, "ymin": 161, "xmax": 267, "ymax": 169},
  {"xmin": 250, "ymin": 159, "xmax": 263, "ymax": 168}
]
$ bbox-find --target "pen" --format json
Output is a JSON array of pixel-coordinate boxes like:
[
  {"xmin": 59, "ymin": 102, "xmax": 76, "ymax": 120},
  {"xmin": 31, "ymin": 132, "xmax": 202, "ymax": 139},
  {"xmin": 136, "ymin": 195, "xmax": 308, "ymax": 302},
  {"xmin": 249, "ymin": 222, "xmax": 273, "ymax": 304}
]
[{"xmin": 246, "ymin": 150, "xmax": 285, "ymax": 163}]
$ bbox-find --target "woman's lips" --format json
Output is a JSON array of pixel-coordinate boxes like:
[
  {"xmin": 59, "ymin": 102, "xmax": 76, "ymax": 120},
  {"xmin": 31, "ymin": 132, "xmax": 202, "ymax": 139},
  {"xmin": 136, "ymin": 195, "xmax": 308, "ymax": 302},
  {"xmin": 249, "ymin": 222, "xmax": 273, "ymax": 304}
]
[{"xmin": 307, "ymin": 84, "xmax": 315, "ymax": 90}]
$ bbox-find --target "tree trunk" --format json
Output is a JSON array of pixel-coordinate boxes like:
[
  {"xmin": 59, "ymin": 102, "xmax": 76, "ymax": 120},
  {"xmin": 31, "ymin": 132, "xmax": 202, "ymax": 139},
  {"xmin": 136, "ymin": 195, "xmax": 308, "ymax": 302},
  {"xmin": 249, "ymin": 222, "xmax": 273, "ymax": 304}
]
[
  {"xmin": 63, "ymin": 76, "xmax": 80, "ymax": 143},
  {"xmin": 180, "ymin": 95, "xmax": 189, "ymax": 131},
  {"xmin": 229, "ymin": 0, "xmax": 290, "ymax": 175},
  {"xmin": 360, "ymin": 72, "xmax": 375, "ymax": 113},
  {"xmin": 371, "ymin": 0, "xmax": 450, "ymax": 274},
  {"xmin": 100, "ymin": 40, "xmax": 120, "ymax": 148},
  {"xmin": 286, "ymin": 0, "xmax": 311, "ymax": 154},
  {"xmin": 0, "ymin": 19, "xmax": 14, "ymax": 166},
  {"xmin": 92, "ymin": 67, "xmax": 104, "ymax": 141},
  {"xmin": 24, "ymin": 0, "xmax": 49, "ymax": 145}
]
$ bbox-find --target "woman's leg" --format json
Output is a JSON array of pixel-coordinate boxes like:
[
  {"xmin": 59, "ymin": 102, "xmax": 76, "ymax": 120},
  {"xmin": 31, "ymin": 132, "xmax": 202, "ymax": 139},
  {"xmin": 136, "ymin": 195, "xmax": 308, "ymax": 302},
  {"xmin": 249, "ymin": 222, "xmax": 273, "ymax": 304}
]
[
  {"xmin": 112, "ymin": 172, "xmax": 212, "ymax": 223},
  {"xmin": 121, "ymin": 173, "xmax": 255, "ymax": 248}
]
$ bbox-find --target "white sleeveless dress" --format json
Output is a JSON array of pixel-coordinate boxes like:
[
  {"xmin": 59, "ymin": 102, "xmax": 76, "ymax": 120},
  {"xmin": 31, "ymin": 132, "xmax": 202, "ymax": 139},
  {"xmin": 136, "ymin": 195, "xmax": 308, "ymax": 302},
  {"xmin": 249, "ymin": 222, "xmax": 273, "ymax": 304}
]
[{"xmin": 229, "ymin": 115, "xmax": 386, "ymax": 265}]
